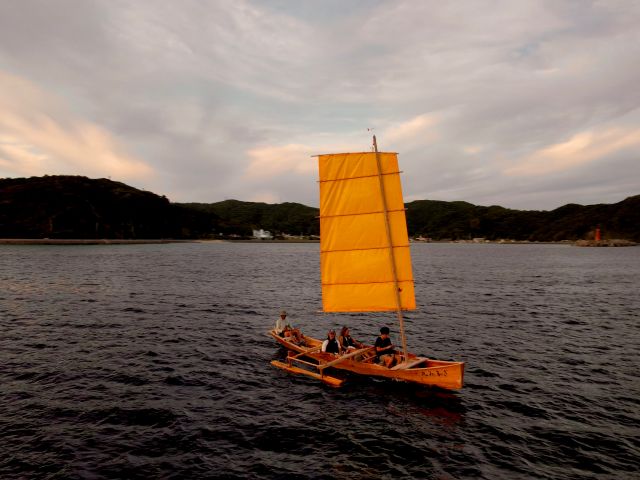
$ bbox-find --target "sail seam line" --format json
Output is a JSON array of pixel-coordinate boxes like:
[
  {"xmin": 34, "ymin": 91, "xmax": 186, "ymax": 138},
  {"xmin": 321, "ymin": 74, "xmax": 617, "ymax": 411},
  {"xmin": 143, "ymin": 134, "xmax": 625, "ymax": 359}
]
[
  {"xmin": 318, "ymin": 171, "xmax": 401, "ymax": 183},
  {"xmin": 322, "ymin": 280, "xmax": 414, "ymax": 286},
  {"xmin": 319, "ymin": 208, "xmax": 406, "ymax": 219},
  {"xmin": 321, "ymin": 245, "xmax": 410, "ymax": 253}
]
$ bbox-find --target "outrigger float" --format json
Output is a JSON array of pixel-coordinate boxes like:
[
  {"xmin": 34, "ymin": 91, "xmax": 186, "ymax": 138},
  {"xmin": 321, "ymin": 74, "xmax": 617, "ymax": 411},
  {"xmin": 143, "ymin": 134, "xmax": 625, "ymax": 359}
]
[{"xmin": 270, "ymin": 137, "xmax": 464, "ymax": 390}]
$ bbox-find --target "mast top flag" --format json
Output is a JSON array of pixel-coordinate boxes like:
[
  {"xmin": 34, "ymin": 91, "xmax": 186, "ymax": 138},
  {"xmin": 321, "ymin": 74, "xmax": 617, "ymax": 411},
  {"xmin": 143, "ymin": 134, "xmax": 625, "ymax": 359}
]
[{"xmin": 317, "ymin": 150, "xmax": 416, "ymax": 313}]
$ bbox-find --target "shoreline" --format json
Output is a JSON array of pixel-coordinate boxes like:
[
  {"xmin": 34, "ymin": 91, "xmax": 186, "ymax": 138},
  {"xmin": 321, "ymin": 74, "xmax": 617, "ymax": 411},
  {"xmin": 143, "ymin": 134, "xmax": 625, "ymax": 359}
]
[
  {"xmin": 1, "ymin": 238, "xmax": 636, "ymax": 246},
  {"xmin": 0, "ymin": 239, "xmax": 195, "ymax": 245}
]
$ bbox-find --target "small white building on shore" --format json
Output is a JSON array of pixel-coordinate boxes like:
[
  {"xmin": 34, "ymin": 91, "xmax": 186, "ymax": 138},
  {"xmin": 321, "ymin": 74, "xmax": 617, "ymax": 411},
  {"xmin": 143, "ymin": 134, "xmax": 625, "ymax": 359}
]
[{"xmin": 252, "ymin": 229, "xmax": 273, "ymax": 240}]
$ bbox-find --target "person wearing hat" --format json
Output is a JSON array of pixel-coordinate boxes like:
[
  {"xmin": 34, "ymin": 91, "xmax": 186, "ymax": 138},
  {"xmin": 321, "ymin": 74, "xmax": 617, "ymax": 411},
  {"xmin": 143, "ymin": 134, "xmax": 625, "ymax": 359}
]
[
  {"xmin": 374, "ymin": 326, "xmax": 397, "ymax": 368},
  {"xmin": 275, "ymin": 309, "xmax": 306, "ymax": 345},
  {"xmin": 275, "ymin": 310, "xmax": 288, "ymax": 336},
  {"xmin": 321, "ymin": 329, "xmax": 341, "ymax": 355}
]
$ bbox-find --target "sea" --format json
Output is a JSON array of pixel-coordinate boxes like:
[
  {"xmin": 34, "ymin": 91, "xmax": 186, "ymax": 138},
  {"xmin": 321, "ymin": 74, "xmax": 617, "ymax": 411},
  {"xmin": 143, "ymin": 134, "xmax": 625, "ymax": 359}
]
[{"xmin": 1, "ymin": 242, "xmax": 638, "ymax": 480}]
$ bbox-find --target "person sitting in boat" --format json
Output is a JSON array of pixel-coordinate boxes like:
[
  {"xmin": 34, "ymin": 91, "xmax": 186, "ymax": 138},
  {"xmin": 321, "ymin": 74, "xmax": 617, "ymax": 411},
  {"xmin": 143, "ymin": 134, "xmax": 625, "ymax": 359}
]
[
  {"xmin": 282, "ymin": 324, "xmax": 292, "ymax": 338},
  {"xmin": 321, "ymin": 329, "xmax": 341, "ymax": 355},
  {"xmin": 275, "ymin": 310, "xmax": 288, "ymax": 336},
  {"xmin": 283, "ymin": 324, "xmax": 306, "ymax": 346},
  {"xmin": 375, "ymin": 326, "xmax": 397, "ymax": 368},
  {"xmin": 291, "ymin": 327, "xmax": 306, "ymax": 346},
  {"xmin": 339, "ymin": 326, "xmax": 363, "ymax": 351}
]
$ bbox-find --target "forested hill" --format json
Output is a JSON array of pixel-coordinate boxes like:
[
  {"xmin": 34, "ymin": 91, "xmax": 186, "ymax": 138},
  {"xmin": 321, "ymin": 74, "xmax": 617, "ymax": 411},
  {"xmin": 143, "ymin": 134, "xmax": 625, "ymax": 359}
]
[
  {"xmin": 181, "ymin": 200, "xmax": 319, "ymax": 237},
  {"xmin": 405, "ymin": 197, "xmax": 640, "ymax": 241},
  {"xmin": 1, "ymin": 175, "xmax": 638, "ymax": 241},
  {"xmin": 0, "ymin": 176, "xmax": 215, "ymax": 239}
]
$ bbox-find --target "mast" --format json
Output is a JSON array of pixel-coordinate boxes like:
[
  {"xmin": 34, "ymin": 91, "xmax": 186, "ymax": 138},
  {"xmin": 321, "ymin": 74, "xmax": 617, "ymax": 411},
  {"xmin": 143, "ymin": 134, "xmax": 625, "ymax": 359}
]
[{"xmin": 373, "ymin": 135, "xmax": 409, "ymax": 363}]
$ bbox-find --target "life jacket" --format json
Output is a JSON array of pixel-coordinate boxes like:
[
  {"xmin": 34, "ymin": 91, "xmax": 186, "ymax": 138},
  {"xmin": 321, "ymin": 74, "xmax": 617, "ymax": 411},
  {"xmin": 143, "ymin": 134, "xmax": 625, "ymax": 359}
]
[
  {"xmin": 342, "ymin": 335, "xmax": 355, "ymax": 349},
  {"xmin": 325, "ymin": 338, "xmax": 340, "ymax": 354}
]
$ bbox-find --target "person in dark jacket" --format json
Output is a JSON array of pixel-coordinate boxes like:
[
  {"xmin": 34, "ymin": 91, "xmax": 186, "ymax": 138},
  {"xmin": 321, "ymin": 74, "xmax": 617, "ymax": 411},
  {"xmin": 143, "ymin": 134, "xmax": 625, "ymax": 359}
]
[
  {"xmin": 339, "ymin": 326, "xmax": 363, "ymax": 351},
  {"xmin": 374, "ymin": 326, "xmax": 396, "ymax": 368},
  {"xmin": 321, "ymin": 329, "xmax": 341, "ymax": 355}
]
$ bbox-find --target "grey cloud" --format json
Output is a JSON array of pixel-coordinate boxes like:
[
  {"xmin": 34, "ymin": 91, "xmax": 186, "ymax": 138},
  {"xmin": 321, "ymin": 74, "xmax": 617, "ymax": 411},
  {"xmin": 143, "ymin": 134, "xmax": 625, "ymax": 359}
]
[{"xmin": 0, "ymin": 0, "xmax": 638, "ymax": 208}]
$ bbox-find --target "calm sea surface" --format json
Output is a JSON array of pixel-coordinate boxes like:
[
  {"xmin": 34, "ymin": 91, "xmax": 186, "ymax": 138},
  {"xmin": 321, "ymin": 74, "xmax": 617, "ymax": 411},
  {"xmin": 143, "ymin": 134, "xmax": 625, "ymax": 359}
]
[{"xmin": 1, "ymin": 242, "xmax": 638, "ymax": 479}]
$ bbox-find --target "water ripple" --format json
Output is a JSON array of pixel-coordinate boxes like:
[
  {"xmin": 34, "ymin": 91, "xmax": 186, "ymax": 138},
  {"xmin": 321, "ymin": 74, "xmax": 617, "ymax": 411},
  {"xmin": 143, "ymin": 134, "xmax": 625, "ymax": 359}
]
[{"xmin": 0, "ymin": 243, "xmax": 638, "ymax": 479}]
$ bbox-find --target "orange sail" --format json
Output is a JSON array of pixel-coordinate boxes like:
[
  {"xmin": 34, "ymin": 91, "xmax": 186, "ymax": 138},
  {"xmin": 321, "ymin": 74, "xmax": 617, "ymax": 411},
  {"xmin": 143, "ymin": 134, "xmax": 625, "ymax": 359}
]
[{"xmin": 318, "ymin": 152, "xmax": 416, "ymax": 312}]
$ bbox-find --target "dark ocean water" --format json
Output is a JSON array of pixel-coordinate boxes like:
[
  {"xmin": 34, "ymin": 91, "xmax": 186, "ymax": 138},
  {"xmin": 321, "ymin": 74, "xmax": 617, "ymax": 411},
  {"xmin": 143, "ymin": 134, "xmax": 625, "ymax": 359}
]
[{"xmin": 1, "ymin": 242, "xmax": 638, "ymax": 479}]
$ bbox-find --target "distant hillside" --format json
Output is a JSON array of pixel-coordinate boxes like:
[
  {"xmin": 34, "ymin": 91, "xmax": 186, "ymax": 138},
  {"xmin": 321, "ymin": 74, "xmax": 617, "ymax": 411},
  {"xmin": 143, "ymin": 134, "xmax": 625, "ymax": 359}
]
[
  {"xmin": 1, "ymin": 175, "xmax": 638, "ymax": 241},
  {"xmin": 181, "ymin": 200, "xmax": 319, "ymax": 237},
  {"xmin": 0, "ymin": 176, "xmax": 213, "ymax": 239},
  {"xmin": 406, "ymin": 196, "xmax": 640, "ymax": 241}
]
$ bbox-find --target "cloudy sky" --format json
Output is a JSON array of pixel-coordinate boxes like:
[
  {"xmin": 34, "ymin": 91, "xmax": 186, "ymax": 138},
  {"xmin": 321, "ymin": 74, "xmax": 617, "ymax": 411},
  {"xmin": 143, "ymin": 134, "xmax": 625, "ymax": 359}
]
[{"xmin": 1, "ymin": 0, "xmax": 639, "ymax": 210}]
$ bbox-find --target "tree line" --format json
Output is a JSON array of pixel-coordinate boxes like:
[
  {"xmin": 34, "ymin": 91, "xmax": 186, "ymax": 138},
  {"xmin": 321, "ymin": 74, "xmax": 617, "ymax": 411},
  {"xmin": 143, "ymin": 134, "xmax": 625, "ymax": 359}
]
[{"xmin": 1, "ymin": 175, "xmax": 638, "ymax": 241}]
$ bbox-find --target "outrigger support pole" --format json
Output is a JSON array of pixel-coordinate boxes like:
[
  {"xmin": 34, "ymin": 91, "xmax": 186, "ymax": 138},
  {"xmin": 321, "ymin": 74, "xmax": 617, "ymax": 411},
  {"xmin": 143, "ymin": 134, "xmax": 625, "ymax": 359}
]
[
  {"xmin": 317, "ymin": 346, "xmax": 374, "ymax": 371},
  {"xmin": 373, "ymin": 135, "xmax": 409, "ymax": 363}
]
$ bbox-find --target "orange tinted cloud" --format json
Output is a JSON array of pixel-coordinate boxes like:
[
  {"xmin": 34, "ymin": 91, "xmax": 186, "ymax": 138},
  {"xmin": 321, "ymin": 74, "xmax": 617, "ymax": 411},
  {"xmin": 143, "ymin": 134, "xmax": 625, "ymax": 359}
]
[
  {"xmin": 245, "ymin": 143, "xmax": 316, "ymax": 178},
  {"xmin": 384, "ymin": 114, "xmax": 439, "ymax": 146},
  {"xmin": 506, "ymin": 127, "xmax": 640, "ymax": 176},
  {"xmin": 0, "ymin": 71, "xmax": 153, "ymax": 179}
]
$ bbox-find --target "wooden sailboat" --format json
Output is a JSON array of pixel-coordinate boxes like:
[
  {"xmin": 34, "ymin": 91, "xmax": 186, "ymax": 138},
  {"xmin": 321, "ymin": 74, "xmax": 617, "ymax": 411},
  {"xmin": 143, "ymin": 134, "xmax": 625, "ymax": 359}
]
[{"xmin": 270, "ymin": 137, "xmax": 464, "ymax": 390}]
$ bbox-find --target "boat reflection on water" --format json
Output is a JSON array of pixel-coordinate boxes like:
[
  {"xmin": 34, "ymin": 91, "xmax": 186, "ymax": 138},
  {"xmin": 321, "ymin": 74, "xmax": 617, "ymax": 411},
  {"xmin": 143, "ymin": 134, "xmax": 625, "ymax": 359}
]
[
  {"xmin": 273, "ymin": 343, "xmax": 465, "ymax": 425},
  {"xmin": 357, "ymin": 380, "xmax": 465, "ymax": 425}
]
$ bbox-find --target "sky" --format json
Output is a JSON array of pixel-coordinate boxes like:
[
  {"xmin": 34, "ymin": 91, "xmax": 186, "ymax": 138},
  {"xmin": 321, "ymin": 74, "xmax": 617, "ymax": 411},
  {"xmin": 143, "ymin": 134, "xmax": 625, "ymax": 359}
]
[{"xmin": 0, "ymin": 0, "xmax": 639, "ymax": 210}]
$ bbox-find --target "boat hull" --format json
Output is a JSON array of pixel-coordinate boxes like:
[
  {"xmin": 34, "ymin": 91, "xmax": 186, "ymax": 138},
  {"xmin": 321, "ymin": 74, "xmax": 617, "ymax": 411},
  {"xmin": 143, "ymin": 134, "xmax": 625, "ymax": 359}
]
[{"xmin": 269, "ymin": 330, "xmax": 464, "ymax": 390}]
